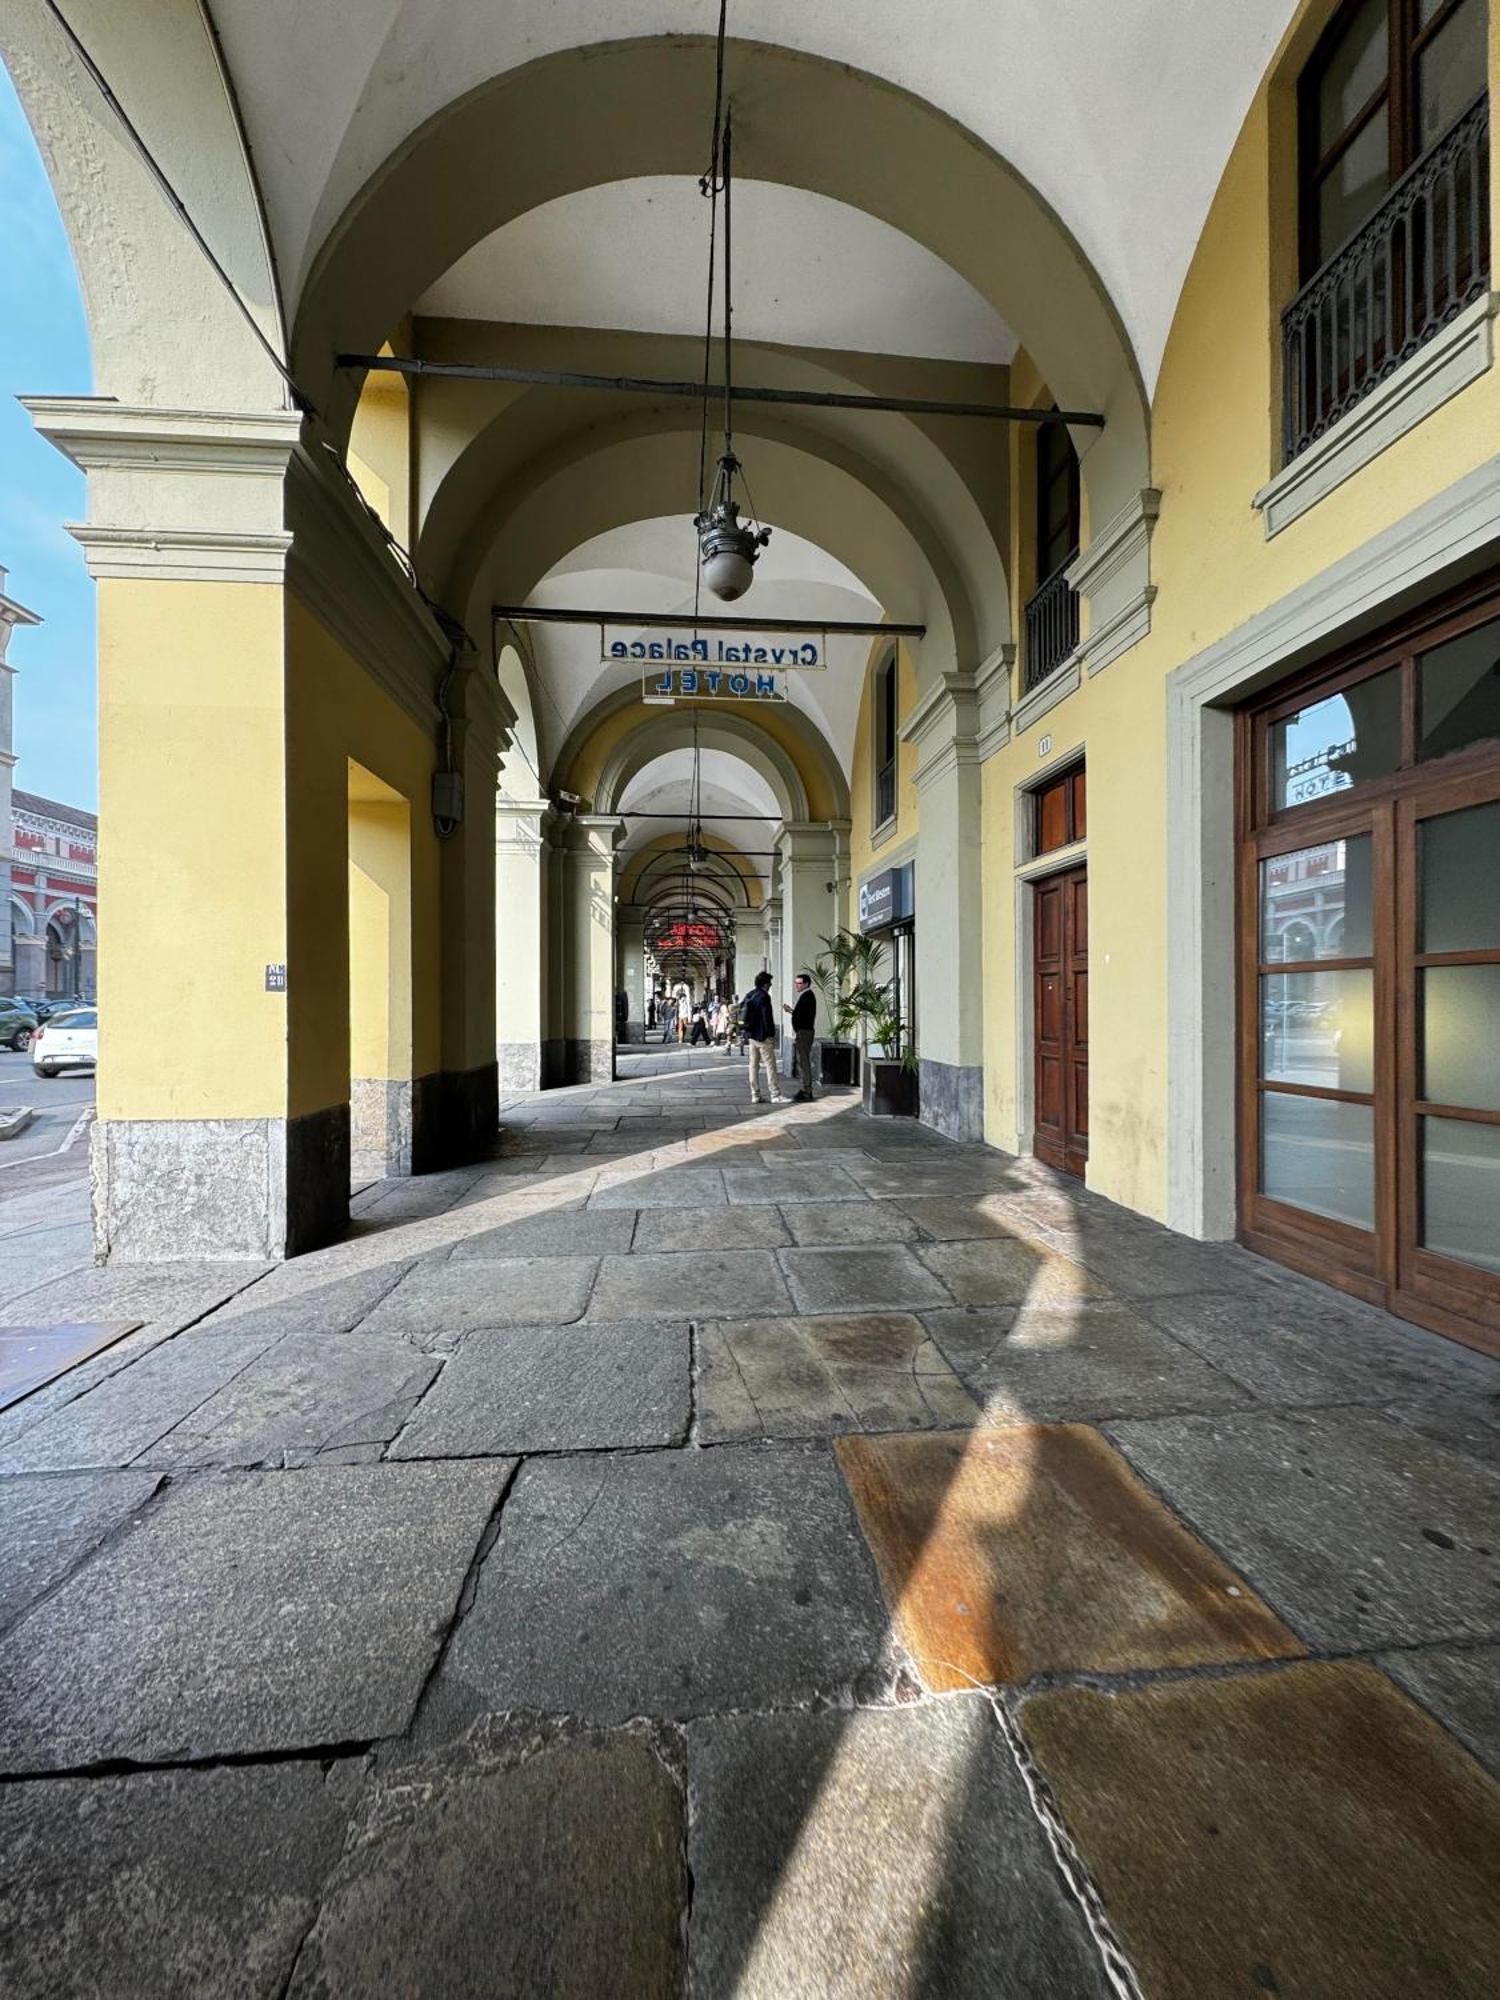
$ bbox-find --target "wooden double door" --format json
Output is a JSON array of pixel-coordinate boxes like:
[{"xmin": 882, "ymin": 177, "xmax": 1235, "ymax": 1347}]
[
  {"xmin": 1238, "ymin": 575, "xmax": 1500, "ymax": 1356},
  {"xmin": 1034, "ymin": 866, "xmax": 1088, "ymax": 1178}
]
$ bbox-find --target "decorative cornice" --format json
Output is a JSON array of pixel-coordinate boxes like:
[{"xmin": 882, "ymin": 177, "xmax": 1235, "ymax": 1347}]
[
  {"xmin": 902, "ymin": 670, "xmax": 980, "ymax": 788},
  {"xmin": 1012, "ymin": 658, "xmax": 1082, "ymax": 736},
  {"xmin": 974, "ymin": 640, "xmax": 1015, "ymax": 761},
  {"xmin": 1066, "ymin": 488, "xmax": 1161, "ymax": 600},
  {"xmin": 1253, "ymin": 293, "xmax": 1499, "ymax": 538},
  {"xmin": 20, "ymin": 399, "xmax": 303, "ymax": 477},
  {"xmin": 65, "ymin": 524, "xmax": 292, "ymax": 585}
]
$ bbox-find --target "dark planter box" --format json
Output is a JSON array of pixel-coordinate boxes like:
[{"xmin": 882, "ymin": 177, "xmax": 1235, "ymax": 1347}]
[
  {"xmin": 863, "ymin": 1058, "xmax": 919, "ymax": 1118},
  {"xmin": 819, "ymin": 1041, "xmax": 860, "ymax": 1087}
]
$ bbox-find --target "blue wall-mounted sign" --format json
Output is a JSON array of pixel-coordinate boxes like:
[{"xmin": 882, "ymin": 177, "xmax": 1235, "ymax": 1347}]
[
  {"xmin": 858, "ymin": 862, "xmax": 915, "ymax": 933},
  {"xmin": 642, "ymin": 668, "xmax": 787, "ymax": 703},
  {"xmin": 606, "ymin": 627, "xmax": 824, "ymax": 669}
]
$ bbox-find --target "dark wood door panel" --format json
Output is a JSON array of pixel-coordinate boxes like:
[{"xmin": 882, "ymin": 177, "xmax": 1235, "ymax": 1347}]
[{"xmin": 1034, "ymin": 866, "xmax": 1088, "ymax": 1178}]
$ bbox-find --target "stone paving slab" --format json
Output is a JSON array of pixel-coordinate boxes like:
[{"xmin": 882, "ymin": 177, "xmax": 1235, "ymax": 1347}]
[
  {"xmin": 0, "ymin": 1260, "xmax": 264, "ymax": 1331},
  {"xmin": 0, "ymin": 1461, "xmax": 507, "ymax": 1770},
  {"xmin": 588, "ymin": 1165, "xmax": 727, "ymax": 1208},
  {"xmin": 358, "ymin": 1257, "xmax": 598, "ymax": 1335},
  {"xmin": 1038, "ymin": 1216, "xmax": 1268, "ymax": 1299},
  {"xmin": 687, "ymin": 1696, "xmax": 1111, "ymax": 2000},
  {"xmin": 1018, "ymin": 1662, "xmax": 1500, "ymax": 1999},
  {"xmin": 779, "ymin": 1245, "xmax": 954, "ymax": 1314},
  {"xmin": 388, "ymin": 1321, "xmax": 689, "ymax": 1457},
  {"xmin": 0, "ymin": 1329, "xmax": 286, "ymax": 1472},
  {"xmin": 0, "ymin": 1760, "xmax": 357, "ymax": 2000},
  {"xmin": 837, "ymin": 1425, "xmax": 1300, "ymax": 1689},
  {"xmin": 1379, "ymin": 1645, "xmax": 1500, "ymax": 1777},
  {"xmin": 0, "ymin": 1217, "xmax": 93, "ymax": 1307},
  {"xmin": 1106, "ymin": 1406, "xmax": 1500, "ymax": 1649},
  {"xmin": 780, "ymin": 1201, "xmax": 921, "ymax": 1246},
  {"xmin": 915, "ymin": 1238, "xmax": 1107, "ymax": 1306},
  {"xmin": 698, "ymin": 1314, "xmax": 979, "ymax": 1442},
  {"xmin": 0, "ymin": 1467, "xmax": 159, "ymax": 1633},
  {"xmin": 631, "ymin": 1204, "xmax": 791, "ymax": 1250},
  {"xmin": 194, "ymin": 1260, "xmax": 417, "ymax": 1337},
  {"xmin": 890, "ymin": 1194, "xmax": 1052, "ymax": 1242},
  {"xmin": 1129, "ymin": 1288, "xmax": 1485, "ymax": 1407},
  {"xmin": 425, "ymin": 1446, "xmax": 888, "ymax": 1729},
  {"xmin": 1384, "ymin": 1395, "xmax": 1500, "ymax": 1472},
  {"xmin": 447, "ymin": 1207, "xmax": 636, "ymax": 1260},
  {"xmin": 923, "ymin": 1301, "xmax": 1251, "ymax": 1421},
  {"xmin": 586, "ymin": 1248, "xmax": 791, "ymax": 1320},
  {"xmin": 287, "ymin": 1726, "xmax": 683, "ymax": 1998},
  {"xmin": 722, "ymin": 1164, "xmax": 866, "ymax": 1205},
  {"xmin": 138, "ymin": 1332, "xmax": 440, "ymax": 1468},
  {"xmin": 0, "ymin": 1319, "xmax": 179, "ymax": 1455}
]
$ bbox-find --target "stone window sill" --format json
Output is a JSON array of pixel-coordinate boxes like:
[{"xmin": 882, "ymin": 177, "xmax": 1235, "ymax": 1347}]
[
  {"xmin": 1012, "ymin": 657, "xmax": 1082, "ymax": 736},
  {"xmin": 870, "ymin": 814, "xmax": 900, "ymax": 851},
  {"xmin": 1254, "ymin": 293, "xmax": 1499, "ymax": 539}
]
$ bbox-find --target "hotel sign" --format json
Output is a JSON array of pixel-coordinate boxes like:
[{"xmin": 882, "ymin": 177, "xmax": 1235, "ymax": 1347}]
[
  {"xmin": 605, "ymin": 626, "xmax": 824, "ymax": 668},
  {"xmin": 643, "ymin": 667, "xmax": 787, "ymax": 703}
]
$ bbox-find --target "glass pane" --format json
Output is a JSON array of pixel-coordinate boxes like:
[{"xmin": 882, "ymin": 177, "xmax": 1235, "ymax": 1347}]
[
  {"xmin": 1422, "ymin": 964, "xmax": 1500, "ymax": 1110},
  {"xmin": 1270, "ymin": 668, "xmax": 1401, "ymax": 809},
  {"xmin": 1418, "ymin": 615, "xmax": 1500, "ymax": 763},
  {"xmin": 1316, "ymin": 109, "xmax": 1390, "ymax": 262},
  {"xmin": 1260, "ymin": 835, "xmax": 1372, "ymax": 960},
  {"xmin": 1318, "ymin": 0, "xmax": 1389, "ymax": 152},
  {"xmin": 1422, "ymin": 1116, "xmax": 1500, "ymax": 1274},
  {"xmin": 1418, "ymin": 0, "xmax": 1487, "ymax": 151},
  {"xmin": 1421, "ymin": 800, "xmax": 1500, "ymax": 951},
  {"xmin": 1261, "ymin": 1090, "xmax": 1375, "ymax": 1230},
  {"xmin": 1262, "ymin": 970, "xmax": 1374, "ymax": 1091}
]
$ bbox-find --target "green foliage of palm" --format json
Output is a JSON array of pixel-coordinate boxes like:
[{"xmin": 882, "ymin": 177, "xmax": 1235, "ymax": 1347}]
[{"xmin": 810, "ymin": 929, "xmax": 916, "ymax": 1068}]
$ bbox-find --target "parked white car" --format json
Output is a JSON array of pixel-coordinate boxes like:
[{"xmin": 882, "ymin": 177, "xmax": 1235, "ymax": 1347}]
[{"xmin": 31, "ymin": 1007, "xmax": 97, "ymax": 1077}]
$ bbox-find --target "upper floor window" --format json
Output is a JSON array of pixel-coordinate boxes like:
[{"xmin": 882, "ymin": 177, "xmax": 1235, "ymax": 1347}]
[
  {"xmin": 1300, "ymin": 0, "xmax": 1488, "ymax": 274},
  {"xmin": 1035, "ymin": 763, "xmax": 1087, "ymax": 856},
  {"xmin": 874, "ymin": 650, "xmax": 898, "ymax": 829},
  {"xmin": 1036, "ymin": 415, "xmax": 1081, "ymax": 584}
]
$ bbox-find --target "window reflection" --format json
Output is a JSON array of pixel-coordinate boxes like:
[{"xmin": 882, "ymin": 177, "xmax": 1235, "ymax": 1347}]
[
  {"xmin": 1422, "ymin": 964, "xmax": 1500, "ymax": 1111},
  {"xmin": 1270, "ymin": 670, "xmax": 1401, "ymax": 809},
  {"xmin": 1422, "ymin": 1117, "xmax": 1500, "ymax": 1274},
  {"xmin": 1260, "ymin": 836, "xmax": 1372, "ymax": 960},
  {"xmin": 1419, "ymin": 616, "xmax": 1500, "ymax": 764},
  {"xmin": 1262, "ymin": 970, "xmax": 1374, "ymax": 1093},
  {"xmin": 1261, "ymin": 1093, "xmax": 1375, "ymax": 1230}
]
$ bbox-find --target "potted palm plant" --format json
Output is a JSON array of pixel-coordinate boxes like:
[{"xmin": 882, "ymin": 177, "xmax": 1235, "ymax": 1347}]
[
  {"xmin": 809, "ymin": 928, "xmax": 884, "ymax": 1087},
  {"xmin": 860, "ymin": 989, "xmax": 920, "ymax": 1118}
]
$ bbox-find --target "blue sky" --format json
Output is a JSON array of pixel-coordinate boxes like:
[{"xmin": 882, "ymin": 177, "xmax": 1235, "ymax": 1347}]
[{"xmin": 1, "ymin": 59, "xmax": 95, "ymax": 810}]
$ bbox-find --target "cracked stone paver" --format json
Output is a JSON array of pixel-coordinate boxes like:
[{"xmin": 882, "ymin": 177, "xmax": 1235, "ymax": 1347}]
[
  {"xmin": 0, "ymin": 1760, "xmax": 356, "ymax": 2000},
  {"xmin": 586, "ymin": 1248, "xmax": 792, "ymax": 1320},
  {"xmin": 0, "ymin": 1329, "xmax": 288, "ymax": 1472},
  {"xmin": 286, "ymin": 1727, "xmax": 684, "ymax": 1997},
  {"xmin": 0, "ymin": 1468, "xmax": 160, "ymax": 1633},
  {"xmin": 698, "ymin": 1313, "xmax": 979, "ymax": 1440},
  {"xmin": 0, "ymin": 1461, "xmax": 508, "ymax": 1771},
  {"xmin": 688, "ymin": 1696, "xmax": 1113, "ymax": 1999},
  {"xmin": 778, "ymin": 1245, "xmax": 953, "ymax": 1313},
  {"xmin": 423, "ymin": 1445, "xmax": 889, "ymax": 1729},
  {"xmin": 914, "ymin": 1237, "xmax": 1107, "ymax": 1306},
  {"xmin": 388, "ymin": 1321, "xmax": 689, "ymax": 1457},
  {"xmin": 137, "ymin": 1332, "xmax": 440, "ymax": 1468}
]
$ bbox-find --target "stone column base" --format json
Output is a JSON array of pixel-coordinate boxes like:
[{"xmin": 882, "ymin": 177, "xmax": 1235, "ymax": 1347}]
[
  {"xmin": 351, "ymin": 1076, "xmax": 415, "ymax": 1182},
  {"xmin": 92, "ymin": 1105, "xmax": 351, "ymax": 1262},
  {"xmin": 565, "ymin": 1038, "xmax": 615, "ymax": 1085},
  {"xmin": 497, "ymin": 1041, "xmax": 543, "ymax": 1094},
  {"xmin": 919, "ymin": 1059, "xmax": 985, "ymax": 1143},
  {"xmin": 411, "ymin": 1062, "xmax": 500, "ymax": 1172}
]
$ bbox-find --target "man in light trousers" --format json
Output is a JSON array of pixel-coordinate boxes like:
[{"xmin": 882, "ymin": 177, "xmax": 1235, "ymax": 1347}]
[{"xmin": 741, "ymin": 969, "xmax": 784, "ymax": 1105}]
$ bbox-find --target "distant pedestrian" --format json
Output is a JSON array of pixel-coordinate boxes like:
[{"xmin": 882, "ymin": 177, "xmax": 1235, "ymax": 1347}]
[
  {"xmin": 784, "ymin": 971, "xmax": 817, "ymax": 1101},
  {"xmin": 741, "ymin": 970, "xmax": 784, "ymax": 1105},
  {"xmin": 660, "ymin": 994, "xmax": 677, "ymax": 1044},
  {"xmin": 690, "ymin": 1001, "xmax": 710, "ymax": 1046}
]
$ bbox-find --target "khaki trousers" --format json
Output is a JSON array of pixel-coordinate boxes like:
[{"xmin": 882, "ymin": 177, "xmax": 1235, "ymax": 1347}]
[{"xmin": 747, "ymin": 1037, "xmax": 783, "ymax": 1101}]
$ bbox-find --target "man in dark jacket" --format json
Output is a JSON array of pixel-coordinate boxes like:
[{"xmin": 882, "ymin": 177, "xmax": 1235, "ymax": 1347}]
[
  {"xmin": 741, "ymin": 970, "xmax": 784, "ymax": 1105},
  {"xmin": 785, "ymin": 972, "xmax": 817, "ymax": 1101}
]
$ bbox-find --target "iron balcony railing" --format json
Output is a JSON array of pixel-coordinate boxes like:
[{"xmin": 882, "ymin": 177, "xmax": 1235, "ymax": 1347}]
[
  {"xmin": 1022, "ymin": 549, "xmax": 1080, "ymax": 694},
  {"xmin": 1283, "ymin": 92, "xmax": 1490, "ymax": 463}
]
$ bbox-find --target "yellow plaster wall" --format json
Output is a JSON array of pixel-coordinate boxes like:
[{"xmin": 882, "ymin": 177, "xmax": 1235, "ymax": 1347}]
[
  {"xmin": 285, "ymin": 597, "xmax": 444, "ymax": 1115},
  {"xmin": 348, "ymin": 773, "xmax": 413, "ymax": 1082},
  {"xmin": 848, "ymin": 639, "xmax": 922, "ymax": 890},
  {"xmin": 95, "ymin": 579, "xmax": 290, "ymax": 1120},
  {"xmin": 981, "ymin": 0, "xmax": 1500, "ymax": 1221}
]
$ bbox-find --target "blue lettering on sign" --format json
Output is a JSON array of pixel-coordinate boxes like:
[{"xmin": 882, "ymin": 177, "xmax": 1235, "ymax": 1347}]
[
  {"xmin": 652, "ymin": 671, "xmax": 673, "ymax": 695},
  {"xmin": 728, "ymin": 671, "xmax": 750, "ymax": 695},
  {"xmin": 756, "ymin": 672, "xmax": 776, "ymax": 696},
  {"xmin": 681, "ymin": 669, "xmax": 699, "ymax": 694},
  {"xmin": 705, "ymin": 670, "xmax": 722, "ymax": 693}
]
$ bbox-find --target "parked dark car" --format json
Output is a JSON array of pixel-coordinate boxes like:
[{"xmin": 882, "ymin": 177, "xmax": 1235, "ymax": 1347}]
[
  {"xmin": 0, "ymin": 998, "xmax": 40, "ymax": 1052},
  {"xmin": 13, "ymin": 996, "xmax": 59, "ymax": 1023}
]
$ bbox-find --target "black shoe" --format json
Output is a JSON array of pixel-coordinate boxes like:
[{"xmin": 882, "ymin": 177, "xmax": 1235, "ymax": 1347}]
[{"xmin": 793, "ymin": 1090, "xmax": 814, "ymax": 1102}]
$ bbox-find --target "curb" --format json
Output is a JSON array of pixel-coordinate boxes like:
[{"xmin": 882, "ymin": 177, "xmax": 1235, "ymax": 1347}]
[{"xmin": 0, "ymin": 1106, "xmax": 37, "ymax": 1141}]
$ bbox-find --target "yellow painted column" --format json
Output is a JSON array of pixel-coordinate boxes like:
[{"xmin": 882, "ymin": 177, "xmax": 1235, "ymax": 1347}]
[{"xmin": 348, "ymin": 769, "xmax": 414, "ymax": 1178}]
